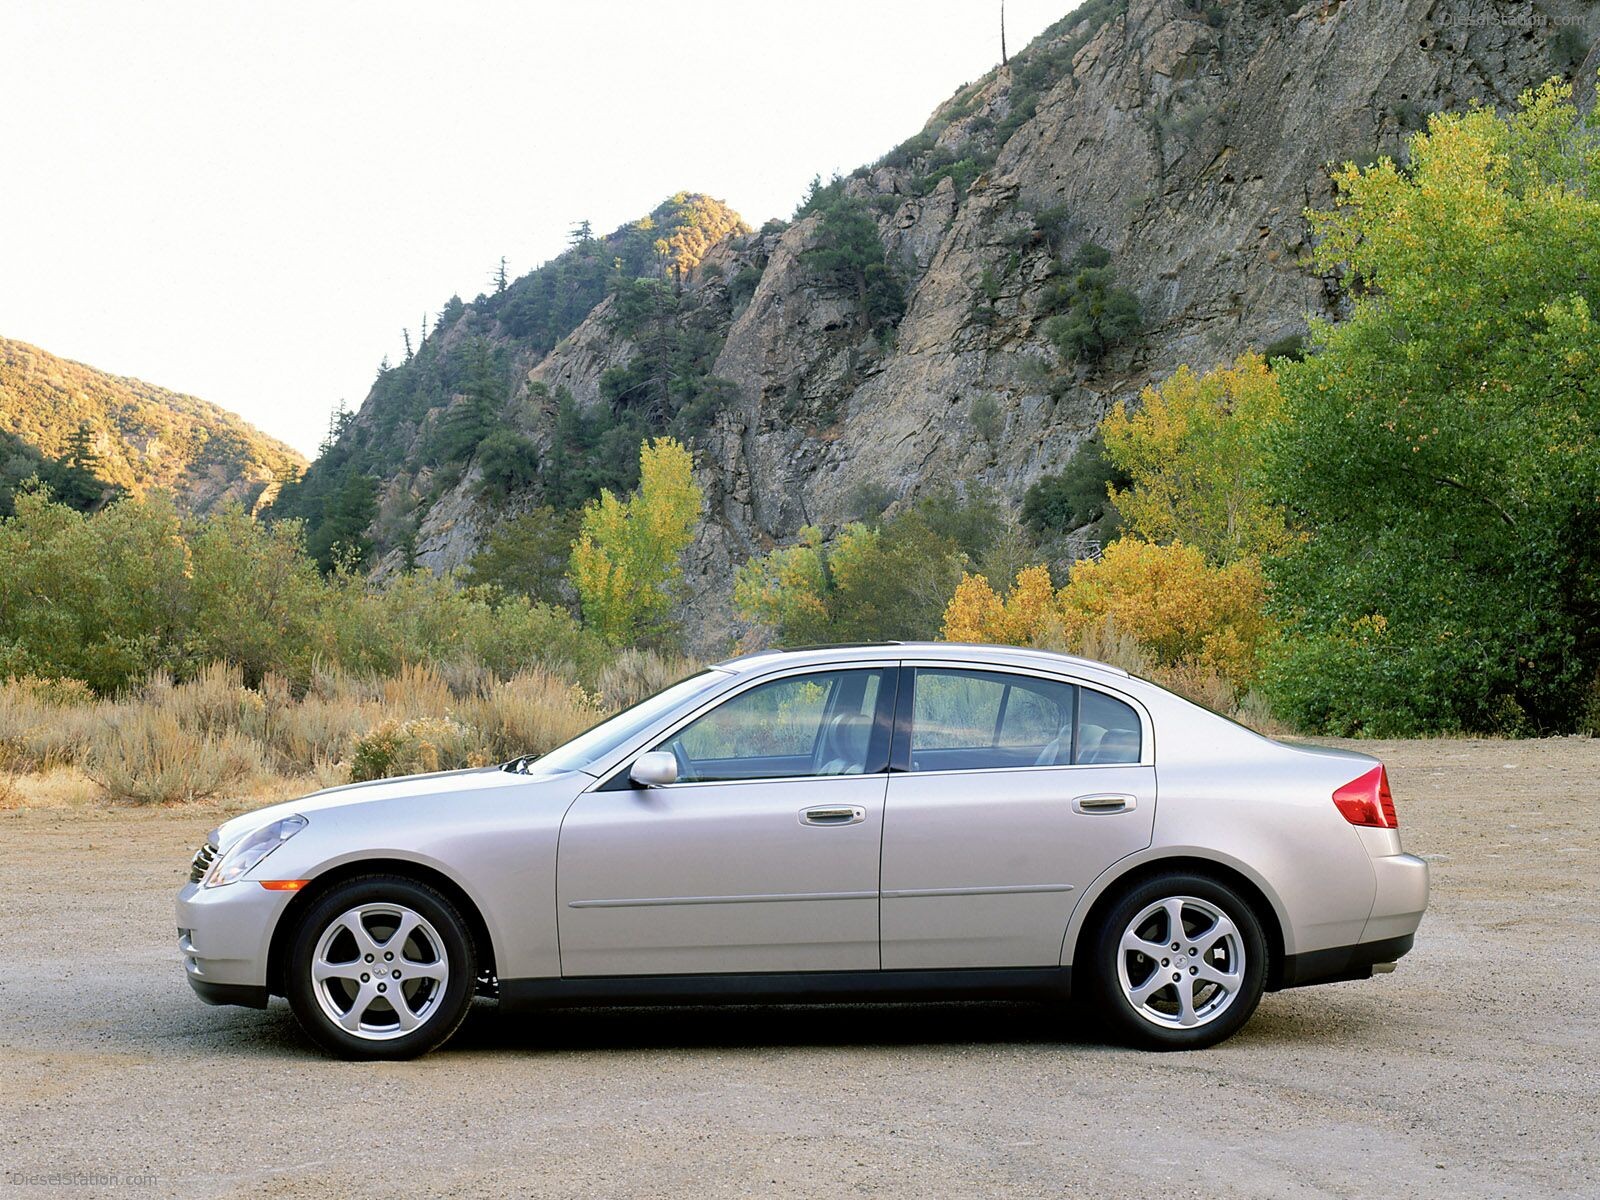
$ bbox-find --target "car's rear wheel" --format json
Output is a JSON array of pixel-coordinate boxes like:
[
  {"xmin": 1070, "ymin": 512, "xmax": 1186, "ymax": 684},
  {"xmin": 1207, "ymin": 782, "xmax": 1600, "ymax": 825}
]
[
  {"xmin": 1089, "ymin": 872, "xmax": 1267, "ymax": 1050},
  {"xmin": 286, "ymin": 876, "xmax": 476, "ymax": 1060}
]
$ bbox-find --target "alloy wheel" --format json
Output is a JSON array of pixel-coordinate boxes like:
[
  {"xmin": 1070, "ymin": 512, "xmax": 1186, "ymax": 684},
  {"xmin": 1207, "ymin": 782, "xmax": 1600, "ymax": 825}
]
[
  {"xmin": 1115, "ymin": 894, "xmax": 1245, "ymax": 1029},
  {"xmin": 310, "ymin": 903, "xmax": 451, "ymax": 1041}
]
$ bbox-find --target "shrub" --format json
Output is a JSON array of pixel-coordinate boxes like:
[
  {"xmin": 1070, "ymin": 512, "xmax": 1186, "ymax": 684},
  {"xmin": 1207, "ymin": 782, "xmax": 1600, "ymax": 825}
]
[
  {"xmin": 970, "ymin": 395, "xmax": 1003, "ymax": 444},
  {"xmin": 85, "ymin": 709, "xmax": 263, "ymax": 804},
  {"xmin": 1038, "ymin": 243, "xmax": 1141, "ymax": 364},
  {"xmin": 594, "ymin": 649, "xmax": 696, "ymax": 709},
  {"xmin": 1021, "ymin": 436, "xmax": 1128, "ymax": 539},
  {"xmin": 456, "ymin": 671, "xmax": 607, "ymax": 763},
  {"xmin": 348, "ymin": 716, "xmax": 485, "ymax": 782}
]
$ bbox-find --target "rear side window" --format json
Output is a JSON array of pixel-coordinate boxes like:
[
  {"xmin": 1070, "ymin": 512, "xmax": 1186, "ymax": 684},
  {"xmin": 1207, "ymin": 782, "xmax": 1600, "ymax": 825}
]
[
  {"xmin": 902, "ymin": 668, "xmax": 1142, "ymax": 771},
  {"xmin": 1078, "ymin": 687, "xmax": 1142, "ymax": 764}
]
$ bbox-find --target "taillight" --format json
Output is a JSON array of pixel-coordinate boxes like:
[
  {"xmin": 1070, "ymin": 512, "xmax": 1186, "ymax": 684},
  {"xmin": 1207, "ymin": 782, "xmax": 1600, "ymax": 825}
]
[{"xmin": 1333, "ymin": 765, "xmax": 1398, "ymax": 828}]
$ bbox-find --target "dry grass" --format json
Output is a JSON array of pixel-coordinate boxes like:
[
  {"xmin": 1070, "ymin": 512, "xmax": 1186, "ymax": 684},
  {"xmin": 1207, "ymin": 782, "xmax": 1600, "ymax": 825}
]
[{"xmin": 0, "ymin": 652, "xmax": 693, "ymax": 806}]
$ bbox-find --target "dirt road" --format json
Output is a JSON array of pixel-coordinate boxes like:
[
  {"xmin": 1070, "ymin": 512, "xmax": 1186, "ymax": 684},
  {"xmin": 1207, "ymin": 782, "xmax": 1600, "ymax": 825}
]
[{"xmin": 2, "ymin": 737, "xmax": 1597, "ymax": 1199}]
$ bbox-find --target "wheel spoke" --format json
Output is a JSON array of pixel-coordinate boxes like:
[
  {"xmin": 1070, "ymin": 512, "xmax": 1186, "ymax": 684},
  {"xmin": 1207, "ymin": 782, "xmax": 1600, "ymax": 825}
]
[
  {"xmin": 1196, "ymin": 960, "xmax": 1241, "ymax": 990},
  {"xmin": 383, "ymin": 910, "xmax": 421, "ymax": 955},
  {"xmin": 339, "ymin": 982, "xmax": 378, "ymax": 1032},
  {"xmin": 1175, "ymin": 976, "xmax": 1199, "ymax": 1026},
  {"xmin": 403, "ymin": 959, "xmax": 448, "ymax": 982},
  {"xmin": 336, "ymin": 912, "xmax": 381, "ymax": 959},
  {"xmin": 1162, "ymin": 898, "xmax": 1187, "ymax": 945},
  {"xmin": 1121, "ymin": 930, "xmax": 1169, "ymax": 959},
  {"xmin": 390, "ymin": 986, "xmax": 422, "ymax": 1032},
  {"xmin": 313, "ymin": 958, "xmax": 362, "ymax": 983},
  {"xmin": 1130, "ymin": 972, "xmax": 1171, "ymax": 1006}
]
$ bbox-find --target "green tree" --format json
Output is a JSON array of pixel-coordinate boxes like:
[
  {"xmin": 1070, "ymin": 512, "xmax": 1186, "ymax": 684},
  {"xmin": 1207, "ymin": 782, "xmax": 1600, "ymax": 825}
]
[
  {"xmin": 1100, "ymin": 352, "xmax": 1292, "ymax": 564},
  {"xmin": 306, "ymin": 472, "xmax": 378, "ymax": 571},
  {"xmin": 800, "ymin": 194, "xmax": 906, "ymax": 337},
  {"xmin": 463, "ymin": 506, "xmax": 581, "ymax": 607},
  {"xmin": 1021, "ymin": 436, "xmax": 1128, "ymax": 542},
  {"xmin": 1040, "ymin": 243, "xmax": 1141, "ymax": 363},
  {"xmin": 475, "ymin": 429, "xmax": 540, "ymax": 501},
  {"xmin": 1263, "ymin": 80, "xmax": 1600, "ymax": 735},
  {"xmin": 568, "ymin": 438, "xmax": 702, "ymax": 645},
  {"xmin": 734, "ymin": 490, "xmax": 1017, "ymax": 645},
  {"xmin": 0, "ymin": 491, "xmax": 190, "ymax": 691},
  {"xmin": 187, "ymin": 503, "xmax": 326, "ymax": 685}
]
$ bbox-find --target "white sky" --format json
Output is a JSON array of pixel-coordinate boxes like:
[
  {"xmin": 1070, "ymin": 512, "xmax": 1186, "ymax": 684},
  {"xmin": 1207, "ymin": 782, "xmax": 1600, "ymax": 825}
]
[{"xmin": 0, "ymin": 0, "xmax": 1073, "ymax": 456}]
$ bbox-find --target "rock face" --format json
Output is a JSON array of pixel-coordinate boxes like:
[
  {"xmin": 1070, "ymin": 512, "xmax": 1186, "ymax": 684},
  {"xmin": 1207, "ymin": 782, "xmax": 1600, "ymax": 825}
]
[{"xmin": 352, "ymin": 0, "xmax": 1598, "ymax": 648}]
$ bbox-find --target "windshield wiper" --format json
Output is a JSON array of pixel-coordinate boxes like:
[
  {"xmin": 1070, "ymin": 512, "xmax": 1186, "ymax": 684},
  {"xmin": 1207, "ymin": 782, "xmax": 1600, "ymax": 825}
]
[{"xmin": 502, "ymin": 754, "xmax": 540, "ymax": 774}]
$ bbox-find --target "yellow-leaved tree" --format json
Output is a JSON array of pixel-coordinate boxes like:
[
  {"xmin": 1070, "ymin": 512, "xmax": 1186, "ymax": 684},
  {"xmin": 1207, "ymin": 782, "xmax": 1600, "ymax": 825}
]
[
  {"xmin": 569, "ymin": 438, "xmax": 702, "ymax": 646},
  {"xmin": 1099, "ymin": 351, "xmax": 1291, "ymax": 564},
  {"xmin": 940, "ymin": 543, "xmax": 1271, "ymax": 691}
]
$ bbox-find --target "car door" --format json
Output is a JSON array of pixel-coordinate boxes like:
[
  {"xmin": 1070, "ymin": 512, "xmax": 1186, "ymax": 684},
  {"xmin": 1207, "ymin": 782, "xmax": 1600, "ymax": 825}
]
[
  {"xmin": 880, "ymin": 664, "xmax": 1156, "ymax": 970},
  {"xmin": 556, "ymin": 665, "xmax": 896, "ymax": 977}
]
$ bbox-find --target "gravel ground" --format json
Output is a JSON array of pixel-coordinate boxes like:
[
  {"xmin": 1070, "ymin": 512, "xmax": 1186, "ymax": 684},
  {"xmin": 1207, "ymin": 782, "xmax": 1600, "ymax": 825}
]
[{"xmin": 1, "ymin": 737, "xmax": 1597, "ymax": 1199}]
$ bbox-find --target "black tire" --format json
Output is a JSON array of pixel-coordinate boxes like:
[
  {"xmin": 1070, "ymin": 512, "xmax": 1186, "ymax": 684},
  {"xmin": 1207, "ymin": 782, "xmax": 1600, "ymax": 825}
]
[
  {"xmin": 286, "ymin": 875, "xmax": 477, "ymax": 1060},
  {"xmin": 1087, "ymin": 872, "xmax": 1268, "ymax": 1051}
]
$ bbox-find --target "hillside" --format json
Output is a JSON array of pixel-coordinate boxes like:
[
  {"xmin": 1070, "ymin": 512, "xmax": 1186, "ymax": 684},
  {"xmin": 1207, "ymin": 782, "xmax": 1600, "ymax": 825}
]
[
  {"xmin": 0, "ymin": 337, "xmax": 304, "ymax": 513},
  {"xmin": 279, "ymin": 0, "xmax": 1600, "ymax": 646}
]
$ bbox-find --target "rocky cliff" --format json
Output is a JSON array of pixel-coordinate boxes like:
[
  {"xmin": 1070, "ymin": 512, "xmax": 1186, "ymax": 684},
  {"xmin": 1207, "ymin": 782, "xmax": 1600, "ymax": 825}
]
[{"xmin": 300, "ymin": 0, "xmax": 1600, "ymax": 650}]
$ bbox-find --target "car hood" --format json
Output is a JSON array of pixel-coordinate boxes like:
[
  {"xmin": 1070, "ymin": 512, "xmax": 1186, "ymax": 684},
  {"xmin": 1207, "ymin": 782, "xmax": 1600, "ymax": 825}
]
[{"xmin": 213, "ymin": 764, "xmax": 582, "ymax": 847}]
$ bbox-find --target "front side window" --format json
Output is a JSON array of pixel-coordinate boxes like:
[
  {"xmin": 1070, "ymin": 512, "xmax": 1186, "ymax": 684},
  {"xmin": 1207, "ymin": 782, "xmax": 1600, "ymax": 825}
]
[
  {"xmin": 904, "ymin": 668, "xmax": 1142, "ymax": 770},
  {"xmin": 656, "ymin": 668, "xmax": 888, "ymax": 782}
]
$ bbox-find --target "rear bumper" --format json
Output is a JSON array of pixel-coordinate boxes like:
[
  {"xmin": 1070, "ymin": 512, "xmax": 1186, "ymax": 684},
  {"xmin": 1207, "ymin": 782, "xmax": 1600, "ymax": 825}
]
[
  {"xmin": 1274, "ymin": 932, "xmax": 1414, "ymax": 989},
  {"xmin": 1273, "ymin": 851, "xmax": 1426, "ymax": 989}
]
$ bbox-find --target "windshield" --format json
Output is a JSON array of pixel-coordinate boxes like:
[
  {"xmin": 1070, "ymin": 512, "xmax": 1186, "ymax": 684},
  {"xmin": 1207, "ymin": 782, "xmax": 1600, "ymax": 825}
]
[{"xmin": 526, "ymin": 669, "xmax": 730, "ymax": 776}]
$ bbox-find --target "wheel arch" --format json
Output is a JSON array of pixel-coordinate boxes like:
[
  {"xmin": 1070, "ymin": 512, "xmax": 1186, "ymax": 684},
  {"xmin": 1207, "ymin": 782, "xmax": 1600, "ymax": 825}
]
[
  {"xmin": 1064, "ymin": 853, "xmax": 1291, "ymax": 990},
  {"xmin": 266, "ymin": 858, "xmax": 498, "ymax": 996}
]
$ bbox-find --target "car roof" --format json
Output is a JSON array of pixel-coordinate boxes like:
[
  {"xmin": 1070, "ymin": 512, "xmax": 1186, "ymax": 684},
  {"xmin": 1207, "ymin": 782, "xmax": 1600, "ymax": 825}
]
[{"xmin": 713, "ymin": 641, "xmax": 1130, "ymax": 679}]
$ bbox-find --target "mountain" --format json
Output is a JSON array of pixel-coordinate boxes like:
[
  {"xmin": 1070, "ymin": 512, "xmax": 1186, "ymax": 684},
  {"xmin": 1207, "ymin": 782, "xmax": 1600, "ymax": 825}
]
[
  {"xmin": 0, "ymin": 337, "xmax": 305, "ymax": 513},
  {"xmin": 279, "ymin": 0, "xmax": 1600, "ymax": 645}
]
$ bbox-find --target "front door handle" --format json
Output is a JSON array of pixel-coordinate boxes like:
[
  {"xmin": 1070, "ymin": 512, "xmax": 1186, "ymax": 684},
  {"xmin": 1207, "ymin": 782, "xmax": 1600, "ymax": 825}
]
[
  {"xmin": 801, "ymin": 805, "xmax": 866, "ymax": 826},
  {"xmin": 1073, "ymin": 793, "xmax": 1137, "ymax": 814}
]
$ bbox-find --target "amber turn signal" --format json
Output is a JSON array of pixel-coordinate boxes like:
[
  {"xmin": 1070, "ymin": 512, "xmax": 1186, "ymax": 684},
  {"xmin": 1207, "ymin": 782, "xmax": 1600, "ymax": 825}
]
[{"xmin": 258, "ymin": 880, "xmax": 308, "ymax": 891}]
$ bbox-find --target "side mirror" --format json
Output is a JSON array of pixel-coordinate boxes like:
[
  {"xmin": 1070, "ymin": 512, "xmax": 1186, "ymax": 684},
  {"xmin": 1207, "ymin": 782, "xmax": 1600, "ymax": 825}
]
[{"xmin": 629, "ymin": 751, "xmax": 679, "ymax": 787}]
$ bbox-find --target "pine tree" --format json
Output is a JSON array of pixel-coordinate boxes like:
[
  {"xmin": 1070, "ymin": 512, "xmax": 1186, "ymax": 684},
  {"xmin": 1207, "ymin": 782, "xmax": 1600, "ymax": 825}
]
[{"xmin": 64, "ymin": 423, "xmax": 100, "ymax": 472}]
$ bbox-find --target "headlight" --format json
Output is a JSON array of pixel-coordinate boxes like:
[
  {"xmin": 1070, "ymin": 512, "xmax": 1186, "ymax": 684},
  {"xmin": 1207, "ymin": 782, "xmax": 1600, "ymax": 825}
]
[{"xmin": 204, "ymin": 815, "xmax": 307, "ymax": 888}]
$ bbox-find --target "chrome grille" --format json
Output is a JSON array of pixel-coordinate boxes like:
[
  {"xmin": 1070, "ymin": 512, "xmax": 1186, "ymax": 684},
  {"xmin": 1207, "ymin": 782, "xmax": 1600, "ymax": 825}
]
[{"xmin": 189, "ymin": 841, "xmax": 218, "ymax": 884}]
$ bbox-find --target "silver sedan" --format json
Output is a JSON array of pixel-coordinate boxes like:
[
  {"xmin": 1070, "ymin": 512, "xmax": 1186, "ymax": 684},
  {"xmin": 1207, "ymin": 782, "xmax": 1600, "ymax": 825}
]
[{"xmin": 176, "ymin": 644, "xmax": 1428, "ymax": 1058}]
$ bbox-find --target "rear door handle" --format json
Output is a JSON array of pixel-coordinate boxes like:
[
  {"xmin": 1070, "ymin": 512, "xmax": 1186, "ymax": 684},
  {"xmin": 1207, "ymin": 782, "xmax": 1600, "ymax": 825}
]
[
  {"xmin": 801, "ymin": 805, "xmax": 866, "ymax": 826},
  {"xmin": 1073, "ymin": 793, "xmax": 1137, "ymax": 814}
]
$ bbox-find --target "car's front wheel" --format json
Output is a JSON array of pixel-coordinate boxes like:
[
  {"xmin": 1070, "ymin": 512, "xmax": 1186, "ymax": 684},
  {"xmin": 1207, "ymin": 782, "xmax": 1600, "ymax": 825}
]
[
  {"xmin": 286, "ymin": 875, "xmax": 476, "ymax": 1060},
  {"xmin": 1089, "ymin": 872, "xmax": 1267, "ymax": 1050}
]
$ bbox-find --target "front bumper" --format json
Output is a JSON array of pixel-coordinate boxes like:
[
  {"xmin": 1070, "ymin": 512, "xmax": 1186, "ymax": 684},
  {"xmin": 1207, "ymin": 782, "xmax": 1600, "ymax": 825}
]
[{"xmin": 176, "ymin": 881, "xmax": 293, "ymax": 1007}]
